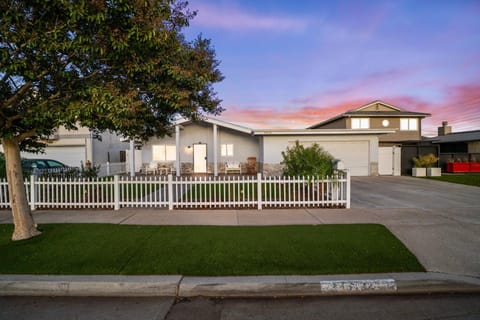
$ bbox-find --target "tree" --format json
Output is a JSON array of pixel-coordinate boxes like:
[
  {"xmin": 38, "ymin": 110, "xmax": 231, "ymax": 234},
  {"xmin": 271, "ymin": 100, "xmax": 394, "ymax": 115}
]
[
  {"xmin": 281, "ymin": 141, "xmax": 334, "ymax": 177},
  {"xmin": 0, "ymin": 0, "xmax": 223, "ymax": 240}
]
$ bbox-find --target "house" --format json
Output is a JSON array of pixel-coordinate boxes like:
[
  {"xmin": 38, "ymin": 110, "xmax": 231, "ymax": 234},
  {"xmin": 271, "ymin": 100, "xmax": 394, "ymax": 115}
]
[
  {"xmin": 308, "ymin": 100, "xmax": 431, "ymax": 175},
  {"xmin": 0, "ymin": 126, "xmax": 129, "ymax": 167},
  {"xmin": 426, "ymin": 121, "xmax": 480, "ymax": 170},
  {"xmin": 135, "ymin": 99, "xmax": 435, "ymax": 177}
]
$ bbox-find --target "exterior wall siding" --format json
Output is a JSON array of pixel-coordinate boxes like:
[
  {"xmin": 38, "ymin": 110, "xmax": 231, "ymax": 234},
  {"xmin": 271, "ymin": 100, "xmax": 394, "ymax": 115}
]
[{"xmin": 142, "ymin": 123, "xmax": 259, "ymax": 173}]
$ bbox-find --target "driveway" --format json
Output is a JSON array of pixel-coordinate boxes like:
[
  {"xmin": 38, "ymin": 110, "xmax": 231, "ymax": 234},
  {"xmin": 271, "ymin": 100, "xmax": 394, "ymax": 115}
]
[
  {"xmin": 351, "ymin": 176, "xmax": 480, "ymax": 209},
  {"xmin": 348, "ymin": 176, "xmax": 480, "ymax": 277}
]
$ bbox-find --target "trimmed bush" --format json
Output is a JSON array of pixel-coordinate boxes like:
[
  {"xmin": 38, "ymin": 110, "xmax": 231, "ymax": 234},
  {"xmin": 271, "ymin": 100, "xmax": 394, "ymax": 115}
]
[{"xmin": 281, "ymin": 141, "xmax": 334, "ymax": 177}]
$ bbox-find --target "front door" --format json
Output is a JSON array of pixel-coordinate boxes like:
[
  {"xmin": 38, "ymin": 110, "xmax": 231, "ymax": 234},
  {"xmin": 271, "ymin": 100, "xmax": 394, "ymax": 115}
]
[{"xmin": 193, "ymin": 143, "xmax": 207, "ymax": 173}]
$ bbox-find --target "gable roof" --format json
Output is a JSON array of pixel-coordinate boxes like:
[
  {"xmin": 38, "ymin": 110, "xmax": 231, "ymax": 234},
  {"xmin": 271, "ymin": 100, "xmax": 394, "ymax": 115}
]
[
  {"xmin": 174, "ymin": 117, "xmax": 253, "ymax": 134},
  {"xmin": 308, "ymin": 100, "xmax": 431, "ymax": 129}
]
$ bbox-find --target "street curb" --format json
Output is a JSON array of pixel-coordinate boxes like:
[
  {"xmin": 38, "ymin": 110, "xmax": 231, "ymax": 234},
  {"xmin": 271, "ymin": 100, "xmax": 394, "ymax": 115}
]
[
  {"xmin": 1, "ymin": 273, "xmax": 479, "ymax": 297},
  {"xmin": 0, "ymin": 275, "xmax": 182, "ymax": 297}
]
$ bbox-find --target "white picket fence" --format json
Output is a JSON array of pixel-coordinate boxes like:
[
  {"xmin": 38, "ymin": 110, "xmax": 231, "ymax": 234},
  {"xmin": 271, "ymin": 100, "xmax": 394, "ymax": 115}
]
[
  {"xmin": 0, "ymin": 172, "xmax": 350, "ymax": 210},
  {"xmin": 98, "ymin": 162, "xmax": 127, "ymax": 177}
]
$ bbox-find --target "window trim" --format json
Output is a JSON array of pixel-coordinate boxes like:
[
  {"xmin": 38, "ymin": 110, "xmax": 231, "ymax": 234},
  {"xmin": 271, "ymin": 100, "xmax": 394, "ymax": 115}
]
[
  {"xmin": 400, "ymin": 118, "xmax": 418, "ymax": 131},
  {"xmin": 152, "ymin": 144, "xmax": 176, "ymax": 161},
  {"xmin": 221, "ymin": 143, "xmax": 234, "ymax": 157},
  {"xmin": 351, "ymin": 118, "xmax": 370, "ymax": 129}
]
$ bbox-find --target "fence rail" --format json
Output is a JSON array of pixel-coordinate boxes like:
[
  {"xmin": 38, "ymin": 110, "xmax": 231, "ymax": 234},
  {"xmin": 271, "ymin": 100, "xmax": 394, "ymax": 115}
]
[{"xmin": 0, "ymin": 172, "xmax": 350, "ymax": 210}]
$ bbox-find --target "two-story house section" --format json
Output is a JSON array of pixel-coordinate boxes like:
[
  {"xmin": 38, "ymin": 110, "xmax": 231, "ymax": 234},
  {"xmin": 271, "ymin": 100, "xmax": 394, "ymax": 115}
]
[{"xmin": 308, "ymin": 100, "xmax": 431, "ymax": 175}]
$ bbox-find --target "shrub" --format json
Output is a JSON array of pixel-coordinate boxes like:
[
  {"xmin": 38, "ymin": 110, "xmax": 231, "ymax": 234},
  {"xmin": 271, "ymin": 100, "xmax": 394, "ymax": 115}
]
[
  {"xmin": 412, "ymin": 153, "xmax": 438, "ymax": 168},
  {"xmin": 0, "ymin": 152, "xmax": 5, "ymax": 179},
  {"xmin": 281, "ymin": 141, "xmax": 334, "ymax": 177}
]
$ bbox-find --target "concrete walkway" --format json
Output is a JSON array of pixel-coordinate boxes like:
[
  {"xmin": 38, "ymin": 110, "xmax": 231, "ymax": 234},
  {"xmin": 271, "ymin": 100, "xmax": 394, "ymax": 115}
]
[{"xmin": 1, "ymin": 176, "xmax": 479, "ymax": 297}]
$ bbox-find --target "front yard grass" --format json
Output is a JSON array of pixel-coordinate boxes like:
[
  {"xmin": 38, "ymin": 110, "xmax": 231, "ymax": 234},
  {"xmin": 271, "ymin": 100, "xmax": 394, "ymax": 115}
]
[
  {"xmin": 0, "ymin": 224, "xmax": 424, "ymax": 275},
  {"xmin": 425, "ymin": 174, "xmax": 480, "ymax": 187}
]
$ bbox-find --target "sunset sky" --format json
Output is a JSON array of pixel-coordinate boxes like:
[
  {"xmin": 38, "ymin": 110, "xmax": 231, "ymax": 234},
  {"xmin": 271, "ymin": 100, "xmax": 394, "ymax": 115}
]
[{"xmin": 185, "ymin": 0, "xmax": 480, "ymax": 136}]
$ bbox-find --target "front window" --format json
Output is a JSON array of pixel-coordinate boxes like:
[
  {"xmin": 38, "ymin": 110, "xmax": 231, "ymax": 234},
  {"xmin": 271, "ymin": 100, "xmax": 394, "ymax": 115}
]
[
  {"xmin": 221, "ymin": 143, "xmax": 234, "ymax": 157},
  {"xmin": 152, "ymin": 145, "xmax": 176, "ymax": 161},
  {"xmin": 351, "ymin": 118, "xmax": 369, "ymax": 129},
  {"xmin": 400, "ymin": 118, "xmax": 418, "ymax": 131}
]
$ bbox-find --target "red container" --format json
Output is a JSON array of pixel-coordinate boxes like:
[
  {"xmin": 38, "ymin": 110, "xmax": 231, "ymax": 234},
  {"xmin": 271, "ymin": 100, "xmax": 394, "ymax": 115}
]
[
  {"xmin": 446, "ymin": 162, "xmax": 470, "ymax": 173},
  {"xmin": 470, "ymin": 162, "xmax": 480, "ymax": 173}
]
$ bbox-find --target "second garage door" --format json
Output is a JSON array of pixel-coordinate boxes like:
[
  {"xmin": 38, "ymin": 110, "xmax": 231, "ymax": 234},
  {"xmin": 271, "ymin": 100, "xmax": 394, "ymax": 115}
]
[
  {"xmin": 22, "ymin": 146, "xmax": 86, "ymax": 167},
  {"xmin": 303, "ymin": 141, "xmax": 370, "ymax": 176}
]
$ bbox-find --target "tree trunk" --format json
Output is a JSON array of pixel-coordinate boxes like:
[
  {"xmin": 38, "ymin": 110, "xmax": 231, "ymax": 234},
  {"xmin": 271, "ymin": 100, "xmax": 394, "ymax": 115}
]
[{"xmin": 2, "ymin": 138, "xmax": 41, "ymax": 241}]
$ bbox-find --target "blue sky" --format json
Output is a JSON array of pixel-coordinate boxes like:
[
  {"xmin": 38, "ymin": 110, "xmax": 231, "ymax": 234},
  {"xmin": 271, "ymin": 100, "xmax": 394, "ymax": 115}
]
[{"xmin": 185, "ymin": 0, "xmax": 480, "ymax": 136}]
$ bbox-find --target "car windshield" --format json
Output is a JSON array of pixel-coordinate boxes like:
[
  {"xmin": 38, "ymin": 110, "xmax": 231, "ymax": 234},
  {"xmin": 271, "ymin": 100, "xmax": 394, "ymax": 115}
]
[{"xmin": 46, "ymin": 160, "xmax": 66, "ymax": 168}]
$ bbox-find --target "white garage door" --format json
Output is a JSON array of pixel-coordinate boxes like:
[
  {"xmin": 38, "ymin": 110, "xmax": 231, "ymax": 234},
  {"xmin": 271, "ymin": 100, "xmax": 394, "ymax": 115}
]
[
  {"xmin": 22, "ymin": 146, "xmax": 86, "ymax": 167},
  {"xmin": 303, "ymin": 141, "xmax": 370, "ymax": 176}
]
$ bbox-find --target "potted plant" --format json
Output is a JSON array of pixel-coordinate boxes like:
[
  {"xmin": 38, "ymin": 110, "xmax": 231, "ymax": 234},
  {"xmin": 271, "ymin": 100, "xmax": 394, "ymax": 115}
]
[
  {"xmin": 412, "ymin": 156, "xmax": 427, "ymax": 177},
  {"xmin": 447, "ymin": 158, "xmax": 470, "ymax": 173},
  {"xmin": 470, "ymin": 156, "xmax": 480, "ymax": 172},
  {"xmin": 412, "ymin": 153, "xmax": 440, "ymax": 177}
]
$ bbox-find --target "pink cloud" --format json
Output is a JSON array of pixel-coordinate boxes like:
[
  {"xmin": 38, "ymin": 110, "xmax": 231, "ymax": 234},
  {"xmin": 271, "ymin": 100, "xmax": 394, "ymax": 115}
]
[
  {"xmin": 218, "ymin": 81, "xmax": 480, "ymax": 137},
  {"xmin": 192, "ymin": 3, "xmax": 308, "ymax": 32}
]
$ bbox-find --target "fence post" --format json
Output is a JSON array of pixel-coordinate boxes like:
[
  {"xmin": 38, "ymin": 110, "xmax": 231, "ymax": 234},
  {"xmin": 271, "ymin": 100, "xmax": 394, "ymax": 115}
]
[
  {"xmin": 30, "ymin": 175, "xmax": 36, "ymax": 211},
  {"xmin": 257, "ymin": 172, "xmax": 262, "ymax": 210},
  {"xmin": 114, "ymin": 175, "xmax": 120, "ymax": 210},
  {"xmin": 168, "ymin": 174, "xmax": 173, "ymax": 210},
  {"xmin": 346, "ymin": 170, "xmax": 351, "ymax": 209}
]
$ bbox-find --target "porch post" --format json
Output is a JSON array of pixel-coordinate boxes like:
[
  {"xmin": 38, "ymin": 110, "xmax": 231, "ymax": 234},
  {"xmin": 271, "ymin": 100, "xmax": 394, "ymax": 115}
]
[
  {"xmin": 213, "ymin": 124, "xmax": 218, "ymax": 176},
  {"xmin": 175, "ymin": 125, "xmax": 180, "ymax": 177},
  {"xmin": 129, "ymin": 140, "xmax": 135, "ymax": 177}
]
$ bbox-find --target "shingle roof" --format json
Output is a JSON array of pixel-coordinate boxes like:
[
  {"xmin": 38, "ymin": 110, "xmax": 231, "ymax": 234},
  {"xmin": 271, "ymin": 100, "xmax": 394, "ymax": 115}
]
[{"xmin": 428, "ymin": 130, "xmax": 480, "ymax": 143}]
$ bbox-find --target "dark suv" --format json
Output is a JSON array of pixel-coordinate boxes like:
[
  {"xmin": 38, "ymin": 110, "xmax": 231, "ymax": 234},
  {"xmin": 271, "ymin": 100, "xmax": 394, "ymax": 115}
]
[{"xmin": 22, "ymin": 159, "xmax": 70, "ymax": 175}]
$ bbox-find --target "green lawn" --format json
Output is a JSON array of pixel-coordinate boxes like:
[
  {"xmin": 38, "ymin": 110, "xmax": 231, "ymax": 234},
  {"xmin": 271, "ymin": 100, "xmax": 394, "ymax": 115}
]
[
  {"xmin": 425, "ymin": 174, "xmax": 480, "ymax": 187},
  {"xmin": 0, "ymin": 224, "xmax": 424, "ymax": 275}
]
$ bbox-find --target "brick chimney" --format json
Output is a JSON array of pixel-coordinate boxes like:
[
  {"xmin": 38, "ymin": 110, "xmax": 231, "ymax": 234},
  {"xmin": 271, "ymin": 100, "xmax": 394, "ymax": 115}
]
[{"xmin": 438, "ymin": 121, "xmax": 452, "ymax": 136}]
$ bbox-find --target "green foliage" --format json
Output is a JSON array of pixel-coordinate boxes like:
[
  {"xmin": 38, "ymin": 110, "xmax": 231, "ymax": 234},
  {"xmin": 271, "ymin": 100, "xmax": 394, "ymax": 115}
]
[
  {"xmin": 0, "ymin": 152, "xmax": 5, "ymax": 178},
  {"xmin": 1, "ymin": 0, "xmax": 224, "ymax": 149},
  {"xmin": 281, "ymin": 141, "xmax": 335, "ymax": 177},
  {"xmin": 412, "ymin": 153, "xmax": 438, "ymax": 168},
  {"xmin": 426, "ymin": 174, "xmax": 480, "ymax": 187},
  {"xmin": 0, "ymin": 224, "xmax": 425, "ymax": 275}
]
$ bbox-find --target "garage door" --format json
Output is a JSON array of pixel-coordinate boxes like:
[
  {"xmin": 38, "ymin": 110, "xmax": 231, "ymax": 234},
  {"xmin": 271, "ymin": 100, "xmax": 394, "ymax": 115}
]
[
  {"xmin": 301, "ymin": 141, "xmax": 370, "ymax": 176},
  {"xmin": 22, "ymin": 146, "xmax": 86, "ymax": 167}
]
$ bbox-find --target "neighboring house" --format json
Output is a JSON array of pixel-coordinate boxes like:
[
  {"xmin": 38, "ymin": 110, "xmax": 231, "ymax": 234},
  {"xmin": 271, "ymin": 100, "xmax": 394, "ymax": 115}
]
[
  {"xmin": 308, "ymin": 100, "xmax": 431, "ymax": 175},
  {"xmin": 0, "ymin": 126, "xmax": 129, "ymax": 168},
  {"xmin": 426, "ymin": 121, "xmax": 480, "ymax": 169}
]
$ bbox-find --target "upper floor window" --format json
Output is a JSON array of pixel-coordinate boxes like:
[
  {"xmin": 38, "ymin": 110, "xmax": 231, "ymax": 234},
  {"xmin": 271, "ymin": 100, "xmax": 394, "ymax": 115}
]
[
  {"xmin": 351, "ymin": 118, "xmax": 369, "ymax": 129},
  {"xmin": 400, "ymin": 118, "xmax": 418, "ymax": 131},
  {"xmin": 152, "ymin": 145, "xmax": 176, "ymax": 161},
  {"xmin": 221, "ymin": 143, "xmax": 234, "ymax": 157}
]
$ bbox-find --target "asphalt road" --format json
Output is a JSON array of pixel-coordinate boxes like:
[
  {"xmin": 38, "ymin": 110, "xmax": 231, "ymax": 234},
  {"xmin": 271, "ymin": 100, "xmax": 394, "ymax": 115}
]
[{"xmin": 1, "ymin": 294, "xmax": 479, "ymax": 320}]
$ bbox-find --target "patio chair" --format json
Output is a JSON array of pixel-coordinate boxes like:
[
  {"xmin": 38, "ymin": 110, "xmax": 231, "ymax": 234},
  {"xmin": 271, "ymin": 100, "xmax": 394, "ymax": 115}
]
[
  {"xmin": 145, "ymin": 161, "xmax": 158, "ymax": 175},
  {"xmin": 225, "ymin": 161, "xmax": 241, "ymax": 174}
]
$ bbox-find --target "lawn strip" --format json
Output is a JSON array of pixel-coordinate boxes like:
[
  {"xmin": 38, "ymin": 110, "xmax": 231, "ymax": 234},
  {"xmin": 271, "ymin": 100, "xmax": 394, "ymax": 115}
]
[
  {"xmin": 0, "ymin": 224, "xmax": 425, "ymax": 275},
  {"xmin": 424, "ymin": 174, "xmax": 480, "ymax": 187}
]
